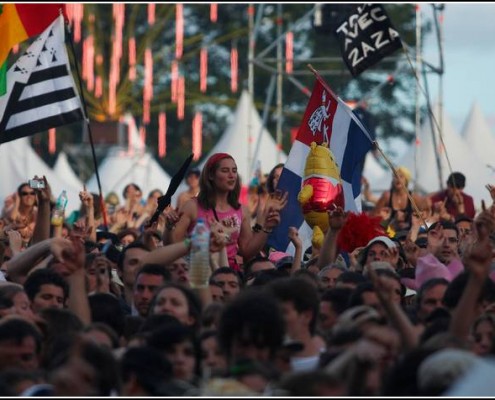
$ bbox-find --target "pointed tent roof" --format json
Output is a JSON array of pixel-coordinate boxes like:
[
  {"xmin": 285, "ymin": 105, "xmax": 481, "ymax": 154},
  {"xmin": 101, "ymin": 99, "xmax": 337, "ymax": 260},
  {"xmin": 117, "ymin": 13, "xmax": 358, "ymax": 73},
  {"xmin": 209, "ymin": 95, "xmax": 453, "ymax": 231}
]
[
  {"xmin": 85, "ymin": 114, "xmax": 171, "ymax": 203},
  {"xmin": 0, "ymin": 137, "xmax": 82, "ymax": 214},
  {"xmin": 460, "ymin": 101, "xmax": 495, "ymax": 168},
  {"xmin": 54, "ymin": 152, "xmax": 84, "ymax": 191},
  {"xmin": 362, "ymin": 150, "xmax": 393, "ymax": 194},
  {"xmin": 199, "ymin": 90, "xmax": 288, "ymax": 184},
  {"xmin": 397, "ymin": 103, "xmax": 494, "ymax": 208}
]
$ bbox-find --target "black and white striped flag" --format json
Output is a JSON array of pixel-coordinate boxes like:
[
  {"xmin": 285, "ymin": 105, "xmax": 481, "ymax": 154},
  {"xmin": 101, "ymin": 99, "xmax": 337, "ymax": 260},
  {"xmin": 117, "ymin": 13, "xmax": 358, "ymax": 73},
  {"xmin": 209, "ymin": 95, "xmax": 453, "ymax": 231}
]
[{"xmin": 0, "ymin": 14, "xmax": 84, "ymax": 144}]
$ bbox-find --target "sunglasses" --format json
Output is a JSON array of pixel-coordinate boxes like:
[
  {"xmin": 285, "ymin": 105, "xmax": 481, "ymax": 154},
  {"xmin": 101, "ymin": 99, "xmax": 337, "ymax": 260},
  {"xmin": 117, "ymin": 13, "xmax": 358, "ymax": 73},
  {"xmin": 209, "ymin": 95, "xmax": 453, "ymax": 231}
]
[{"xmin": 20, "ymin": 191, "xmax": 36, "ymax": 196}]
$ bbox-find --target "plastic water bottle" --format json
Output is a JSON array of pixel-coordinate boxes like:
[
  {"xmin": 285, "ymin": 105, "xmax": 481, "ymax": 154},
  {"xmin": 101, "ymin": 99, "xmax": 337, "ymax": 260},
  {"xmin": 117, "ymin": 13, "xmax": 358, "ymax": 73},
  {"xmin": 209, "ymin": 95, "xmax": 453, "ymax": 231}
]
[
  {"xmin": 189, "ymin": 218, "xmax": 211, "ymax": 288},
  {"xmin": 51, "ymin": 190, "xmax": 68, "ymax": 226}
]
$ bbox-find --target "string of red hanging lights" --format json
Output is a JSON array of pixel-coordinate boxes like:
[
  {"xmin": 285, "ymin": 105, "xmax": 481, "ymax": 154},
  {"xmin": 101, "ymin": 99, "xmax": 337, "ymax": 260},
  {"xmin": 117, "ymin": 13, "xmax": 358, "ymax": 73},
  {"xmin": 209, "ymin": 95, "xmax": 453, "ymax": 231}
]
[{"xmin": 63, "ymin": 3, "xmax": 251, "ymax": 159}]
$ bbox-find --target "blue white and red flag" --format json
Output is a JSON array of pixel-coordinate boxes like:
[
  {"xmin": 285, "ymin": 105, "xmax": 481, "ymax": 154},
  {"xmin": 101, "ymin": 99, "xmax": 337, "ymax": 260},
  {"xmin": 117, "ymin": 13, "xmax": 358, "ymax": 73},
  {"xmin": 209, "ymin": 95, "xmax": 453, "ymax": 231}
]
[{"xmin": 268, "ymin": 72, "xmax": 374, "ymax": 254}]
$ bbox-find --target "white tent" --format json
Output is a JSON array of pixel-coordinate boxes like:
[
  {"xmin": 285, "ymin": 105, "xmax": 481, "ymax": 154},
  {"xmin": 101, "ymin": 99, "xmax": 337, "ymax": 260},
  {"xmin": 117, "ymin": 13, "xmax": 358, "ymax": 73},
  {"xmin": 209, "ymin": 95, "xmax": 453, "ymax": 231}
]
[
  {"xmin": 53, "ymin": 152, "xmax": 85, "ymax": 192},
  {"xmin": 460, "ymin": 101, "xmax": 495, "ymax": 169},
  {"xmin": 397, "ymin": 103, "xmax": 494, "ymax": 208},
  {"xmin": 362, "ymin": 150, "xmax": 393, "ymax": 194},
  {"xmin": 0, "ymin": 137, "xmax": 82, "ymax": 214},
  {"xmin": 85, "ymin": 114, "xmax": 171, "ymax": 203},
  {"xmin": 199, "ymin": 90, "xmax": 288, "ymax": 184}
]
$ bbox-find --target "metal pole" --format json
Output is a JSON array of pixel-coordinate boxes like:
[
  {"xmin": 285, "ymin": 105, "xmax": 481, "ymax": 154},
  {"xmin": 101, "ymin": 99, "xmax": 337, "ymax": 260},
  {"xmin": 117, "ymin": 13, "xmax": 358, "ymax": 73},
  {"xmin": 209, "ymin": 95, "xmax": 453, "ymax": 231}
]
[
  {"xmin": 436, "ymin": 5, "xmax": 445, "ymax": 188},
  {"xmin": 432, "ymin": 4, "xmax": 445, "ymax": 190},
  {"xmin": 414, "ymin": 3, "xmax": 422, "ymax": 190},
  {"xmin": 276, "ymin": 4, "xmax": 283, "ymax": 164},
  {"xmin": 250, "ymin": 74, "xmax": 276, "ymax": 176},
  {"xmin": 247, "ymin": 4, "xmax": 255, "ymax": 181}
]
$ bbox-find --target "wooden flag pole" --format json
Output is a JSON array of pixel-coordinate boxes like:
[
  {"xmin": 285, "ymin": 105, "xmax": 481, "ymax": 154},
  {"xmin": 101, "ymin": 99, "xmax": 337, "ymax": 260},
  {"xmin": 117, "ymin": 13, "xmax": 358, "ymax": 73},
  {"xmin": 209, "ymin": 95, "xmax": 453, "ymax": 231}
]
[{"xmin": 64, "ymin": 18, "xmax": 109, "ymax": 230}]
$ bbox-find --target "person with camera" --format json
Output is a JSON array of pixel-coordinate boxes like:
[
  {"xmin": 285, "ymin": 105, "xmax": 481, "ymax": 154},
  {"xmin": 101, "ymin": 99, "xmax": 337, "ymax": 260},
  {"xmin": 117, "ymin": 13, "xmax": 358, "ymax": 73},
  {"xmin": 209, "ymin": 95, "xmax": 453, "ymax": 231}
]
[{"xmin": 3, "ymin": 181, "xmax": 40, "ymax": 246}]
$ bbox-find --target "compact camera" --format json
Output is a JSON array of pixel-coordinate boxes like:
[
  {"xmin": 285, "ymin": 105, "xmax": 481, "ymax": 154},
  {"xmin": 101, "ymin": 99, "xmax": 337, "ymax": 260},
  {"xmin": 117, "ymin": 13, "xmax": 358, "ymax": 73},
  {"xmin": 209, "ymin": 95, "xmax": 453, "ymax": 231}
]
[{"xmin": 28, "ymin": 179, "xmax": 45, "ymax": 189}]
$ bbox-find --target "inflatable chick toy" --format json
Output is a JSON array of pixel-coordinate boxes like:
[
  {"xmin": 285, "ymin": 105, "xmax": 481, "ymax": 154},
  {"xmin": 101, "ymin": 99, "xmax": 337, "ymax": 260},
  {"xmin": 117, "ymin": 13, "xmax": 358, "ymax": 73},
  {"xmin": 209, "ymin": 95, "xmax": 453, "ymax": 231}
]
[{"xmin": 297, "ymin": 142, "xmax": 344, "ymax": 249}]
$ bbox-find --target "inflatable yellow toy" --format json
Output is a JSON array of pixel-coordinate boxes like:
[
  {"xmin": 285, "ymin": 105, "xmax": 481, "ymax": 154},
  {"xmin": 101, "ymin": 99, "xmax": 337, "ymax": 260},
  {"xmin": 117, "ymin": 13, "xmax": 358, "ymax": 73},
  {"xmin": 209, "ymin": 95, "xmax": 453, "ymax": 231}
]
[{"xmin": 297, "ymin": 142, "xmax": 344, "ymax": 249}]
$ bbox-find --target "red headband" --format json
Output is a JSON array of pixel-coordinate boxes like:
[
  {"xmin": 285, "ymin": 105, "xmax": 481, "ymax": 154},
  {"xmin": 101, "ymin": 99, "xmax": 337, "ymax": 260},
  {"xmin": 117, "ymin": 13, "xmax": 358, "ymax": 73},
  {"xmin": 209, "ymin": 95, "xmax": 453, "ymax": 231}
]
[{"xmin": 206, "ymin": 153, "xmax": 233, "ymax": 170}]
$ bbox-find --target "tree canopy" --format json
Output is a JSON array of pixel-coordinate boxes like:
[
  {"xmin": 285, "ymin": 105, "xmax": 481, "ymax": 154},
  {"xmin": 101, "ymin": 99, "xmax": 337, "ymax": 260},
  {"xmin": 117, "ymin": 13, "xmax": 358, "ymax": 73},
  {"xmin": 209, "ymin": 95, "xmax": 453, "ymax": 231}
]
[{"xmin": 18, "ymin": 3, "xmax": 429, "ymax": 178}]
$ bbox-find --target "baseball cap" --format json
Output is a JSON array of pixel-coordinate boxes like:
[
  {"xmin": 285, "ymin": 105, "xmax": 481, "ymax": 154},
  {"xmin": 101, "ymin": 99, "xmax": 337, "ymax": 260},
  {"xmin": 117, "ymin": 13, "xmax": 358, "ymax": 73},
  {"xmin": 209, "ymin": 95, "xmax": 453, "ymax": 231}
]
[{"xmin": 366, "ymin": 235, "xmax": 397, "ymax": 249}]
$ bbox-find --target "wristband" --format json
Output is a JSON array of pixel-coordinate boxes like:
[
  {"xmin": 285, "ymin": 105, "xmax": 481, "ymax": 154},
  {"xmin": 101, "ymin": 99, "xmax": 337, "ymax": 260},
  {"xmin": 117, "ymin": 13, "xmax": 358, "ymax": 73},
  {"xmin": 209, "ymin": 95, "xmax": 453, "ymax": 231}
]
[
  {"xmin": 252, "ymin": 223, "xmax": 263, "ymax": 233},
  {"xmin": 183, "ymin": 238, "xmax": 191, "ymax": 250}
]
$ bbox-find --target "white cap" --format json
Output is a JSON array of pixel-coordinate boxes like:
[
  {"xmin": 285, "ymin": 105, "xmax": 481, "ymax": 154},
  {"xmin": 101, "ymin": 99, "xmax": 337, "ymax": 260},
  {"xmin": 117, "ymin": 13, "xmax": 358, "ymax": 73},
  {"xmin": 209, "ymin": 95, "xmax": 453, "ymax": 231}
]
[{"xmin": 366, "ymin": 235, "xmax": 397, "ymax": 249}]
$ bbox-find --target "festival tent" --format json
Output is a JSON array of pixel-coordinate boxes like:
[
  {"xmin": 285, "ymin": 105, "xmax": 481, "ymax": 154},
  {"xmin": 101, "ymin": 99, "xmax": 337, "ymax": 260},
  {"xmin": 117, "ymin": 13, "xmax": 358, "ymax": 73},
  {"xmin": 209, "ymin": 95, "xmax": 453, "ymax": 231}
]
[
  {"xmin": 172, "ymin": 90, "xmax": 288, "ymax": 207},
  {"xmin": 460, "ymin": 101, "xmax": 495, "ymax": 170},
  {"xmin": 0, "ymin": 137, "xmax": 82, "ymax": 214},
  {"xmin": 397, "ymin": 103, "xmax": 494, "ymax": 208},
  {"xmin": 362, "ymin": 150, "xmax": 393, "ymax": 194},
  {"xmin": 85, "ymin": 114, "xmax": 171, "ymax": 203},
  {"xmin": 53, "ymin": 152, "xmax": 85, "ymax": 192},
  {"xmin": 199, "ymin": 89, "xmax": 288, "ymax": 184}
]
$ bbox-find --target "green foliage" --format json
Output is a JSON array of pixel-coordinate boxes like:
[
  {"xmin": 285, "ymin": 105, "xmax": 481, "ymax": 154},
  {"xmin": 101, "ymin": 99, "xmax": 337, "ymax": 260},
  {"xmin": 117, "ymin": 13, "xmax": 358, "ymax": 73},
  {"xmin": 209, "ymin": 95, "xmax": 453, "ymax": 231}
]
[{"xmin": 16, "ymin": 4, "xmax": 429, "ymax": 177}]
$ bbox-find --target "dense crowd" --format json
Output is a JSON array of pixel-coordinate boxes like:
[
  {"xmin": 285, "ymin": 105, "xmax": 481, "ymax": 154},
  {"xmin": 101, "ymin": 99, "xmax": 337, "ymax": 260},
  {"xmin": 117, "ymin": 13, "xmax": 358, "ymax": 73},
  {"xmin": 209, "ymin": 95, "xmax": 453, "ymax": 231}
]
[{"xmin": 0, "ymin": 152, "xmax": 495, "ymax": 396}]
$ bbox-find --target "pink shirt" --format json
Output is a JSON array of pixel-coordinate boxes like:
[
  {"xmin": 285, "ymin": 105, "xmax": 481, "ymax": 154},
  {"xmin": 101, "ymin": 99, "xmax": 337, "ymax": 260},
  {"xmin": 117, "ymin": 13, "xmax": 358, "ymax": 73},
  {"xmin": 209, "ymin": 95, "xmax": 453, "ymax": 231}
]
[{"xmin": 189, "ymin": 201, "xmax": 243, "ymax": 270}]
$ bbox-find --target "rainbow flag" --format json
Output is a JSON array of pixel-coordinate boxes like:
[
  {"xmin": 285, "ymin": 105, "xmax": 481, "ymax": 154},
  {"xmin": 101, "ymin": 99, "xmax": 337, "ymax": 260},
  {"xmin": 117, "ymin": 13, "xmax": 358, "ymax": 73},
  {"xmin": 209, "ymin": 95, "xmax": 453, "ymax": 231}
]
[{"xmin": 0, "ymin": 3, "xmax": 63, "ymax": 95}]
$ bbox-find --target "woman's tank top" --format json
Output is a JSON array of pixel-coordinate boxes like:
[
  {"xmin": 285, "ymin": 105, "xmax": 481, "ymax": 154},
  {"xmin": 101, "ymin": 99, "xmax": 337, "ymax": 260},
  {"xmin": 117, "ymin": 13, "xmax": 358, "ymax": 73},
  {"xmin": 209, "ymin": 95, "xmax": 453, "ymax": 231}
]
[{"xmin": 189, "ymin": 201, "xmax": 243, "ymax": 271}]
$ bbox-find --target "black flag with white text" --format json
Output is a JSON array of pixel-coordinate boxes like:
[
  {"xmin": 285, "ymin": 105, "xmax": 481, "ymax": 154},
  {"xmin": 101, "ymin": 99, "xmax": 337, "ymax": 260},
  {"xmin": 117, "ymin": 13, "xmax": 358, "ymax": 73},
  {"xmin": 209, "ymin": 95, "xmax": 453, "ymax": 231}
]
[
  {"xmin": 0, "ymin": 14, "xmax": 84, "ymax": 144},
  {"xmin": 334, "ymin": 4, "xmax": 402, "ymax": 77}
]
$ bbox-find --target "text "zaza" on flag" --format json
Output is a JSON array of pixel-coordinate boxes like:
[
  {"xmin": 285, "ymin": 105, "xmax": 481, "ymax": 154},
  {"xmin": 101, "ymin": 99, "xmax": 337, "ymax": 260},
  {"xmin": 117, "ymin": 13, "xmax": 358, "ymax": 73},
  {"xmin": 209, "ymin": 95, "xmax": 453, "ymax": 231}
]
[{"xmin": 334, "ymin": 4, "xmax": 402, "ymax": 77}]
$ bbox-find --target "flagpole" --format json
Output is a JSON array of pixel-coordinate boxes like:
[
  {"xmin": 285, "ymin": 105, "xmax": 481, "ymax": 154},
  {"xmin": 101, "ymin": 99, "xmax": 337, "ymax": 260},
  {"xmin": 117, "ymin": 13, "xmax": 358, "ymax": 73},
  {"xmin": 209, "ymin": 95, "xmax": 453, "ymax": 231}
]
[{"xmin": 64, "ymin": 20, "xmax": 109, "ymax": 231}]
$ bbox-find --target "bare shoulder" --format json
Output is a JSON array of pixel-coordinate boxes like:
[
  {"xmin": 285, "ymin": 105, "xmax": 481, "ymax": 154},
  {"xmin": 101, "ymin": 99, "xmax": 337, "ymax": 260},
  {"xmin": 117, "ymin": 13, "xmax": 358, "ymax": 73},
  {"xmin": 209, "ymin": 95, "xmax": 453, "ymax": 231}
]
[
  {"xmin": 181, "ymin": 197, "xmax": 198, "ymax": 217},
  {"xmin": 376, "ymin": 190, "xmax": 391, "ymax": 204},
  {"xmin": 178, "ymin": 190, "xmax": 190, "ymax": 200}
]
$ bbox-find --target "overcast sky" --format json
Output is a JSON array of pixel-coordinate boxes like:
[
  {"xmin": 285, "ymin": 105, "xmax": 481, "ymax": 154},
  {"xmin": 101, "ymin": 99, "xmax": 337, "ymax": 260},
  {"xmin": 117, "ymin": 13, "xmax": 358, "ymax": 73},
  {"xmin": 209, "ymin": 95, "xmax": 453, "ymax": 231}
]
[{"xmin": 422, "ymin": 3, "xmax": 495, "ymax": 132}]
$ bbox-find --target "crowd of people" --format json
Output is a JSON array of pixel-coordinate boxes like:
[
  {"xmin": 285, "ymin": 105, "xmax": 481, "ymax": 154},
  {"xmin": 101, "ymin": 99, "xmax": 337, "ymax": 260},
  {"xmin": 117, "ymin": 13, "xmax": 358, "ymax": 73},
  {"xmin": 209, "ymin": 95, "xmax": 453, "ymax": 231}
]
[{"xmin": 1, "ymin": 152, "xmax": 495, "ymax": 396}]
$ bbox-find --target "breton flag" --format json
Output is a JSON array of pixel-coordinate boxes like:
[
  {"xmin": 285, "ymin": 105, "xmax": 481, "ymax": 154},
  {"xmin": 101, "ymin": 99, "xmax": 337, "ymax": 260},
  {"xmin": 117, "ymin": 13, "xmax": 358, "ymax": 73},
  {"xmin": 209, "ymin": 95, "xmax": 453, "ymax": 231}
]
[
  {"xmin": 0, "ymin": 3, "xmax": 63, "ymax": 95},
  {"xmin": 267, "ymin": 72, "xmax": 374, "ymax": 254},
  {"xmin": 0, "ymin": 14, "xmax": 84, "ymax": 144}
]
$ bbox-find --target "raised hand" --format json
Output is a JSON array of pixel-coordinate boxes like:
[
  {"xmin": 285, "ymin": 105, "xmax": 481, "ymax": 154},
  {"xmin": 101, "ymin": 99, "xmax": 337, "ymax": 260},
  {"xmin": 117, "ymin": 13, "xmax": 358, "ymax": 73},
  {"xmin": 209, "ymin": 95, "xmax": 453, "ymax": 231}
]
[
  {"xmin": 264, "ymin": 190, "xmax": 289, "ymax": 213},
  {"xmin": 451, "ymin": 191, "xmax": 464, "ymax": 206},
  {"xmin": 163, "ymin": 205, "xmax": 182, "ymax": 230},
  {"xmin": 114, "ymin": 209, "xmax": 128, "ymax": 227},
  {"xmin": 79, "ymin": 185, "xmax": 94, "ymax": 209},
  {"xmin": 33, "ymin": 175, "xmax": 52, "ymax": 203},
  {"xmin": 328, "ymin": 205, "xmax": 346, "ymax": 231},
  {"xmin": 460, "ymin": 211, "xmax": 495, "ymax": 281},
  {"xmin": 349, "ymin": 246, "xmax": 365, "ymax": 270},
  {"xmin": 403, "ymin": 238, "xmax": 420, "ymax": 267},
  {"xmin": 63, "ymin": 239, "xmax": 86, "ymax": 276},
  {"xmin": 288, "ymin": 226, "xmax": 302, "ymax": 248},
  {"xmin": 209, "ymin": 219, "xmax": 229, "ymax": 252},
  {"xmin": 433, "ymin": 199, "xmax": 451, "ymax": 220},
  {"xmin": 426, "ymin": 222, "xmax": 444, "ymax": 254},
  {"xmin": 474, "ymin": 210, "xmax": 495, "ymax": 239},
  {"xmin": 50, "ymin": 238, "xmax": 75, "ymax": 264},
  {"xmin": 6, "ymin": 229, "xmax": 23, "ymax": 255},
  {"xmin": 368, "ymin": 264, "xmax": 396, "ymax": 304},
  {"xmin": 70, "ymin": 219, "xmax": 88, "ymax": 243},
  {"xmin": 385, "ymin": 244, "xmax": 400, "ymax": 267},
  {"xmin": 462, "ymin": 234, "xmax": 493, "ymax": 282}
]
